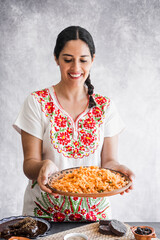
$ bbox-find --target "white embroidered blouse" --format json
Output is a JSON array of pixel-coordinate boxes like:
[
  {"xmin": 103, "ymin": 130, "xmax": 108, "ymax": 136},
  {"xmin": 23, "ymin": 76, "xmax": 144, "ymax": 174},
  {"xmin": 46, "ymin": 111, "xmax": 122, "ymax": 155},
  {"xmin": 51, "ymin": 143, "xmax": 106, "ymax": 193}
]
[{"xmin": 13, "ymin": 86, "xmax": 125, "ymax": 221}]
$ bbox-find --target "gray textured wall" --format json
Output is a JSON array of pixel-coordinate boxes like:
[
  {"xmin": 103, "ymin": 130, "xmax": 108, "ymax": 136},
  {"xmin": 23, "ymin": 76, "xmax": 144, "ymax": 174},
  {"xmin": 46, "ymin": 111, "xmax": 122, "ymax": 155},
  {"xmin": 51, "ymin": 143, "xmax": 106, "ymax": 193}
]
[{"xmin": 0, "ymin": 0, "xmax": 160, "ymax": 221}]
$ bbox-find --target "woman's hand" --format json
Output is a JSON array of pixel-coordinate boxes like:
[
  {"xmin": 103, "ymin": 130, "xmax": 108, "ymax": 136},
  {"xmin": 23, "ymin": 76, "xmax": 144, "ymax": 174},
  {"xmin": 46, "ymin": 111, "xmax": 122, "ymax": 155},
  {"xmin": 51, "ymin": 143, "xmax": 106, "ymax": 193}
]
[
  {"xmin": 101, "ymin": 136, "xmax": 135, "ymax": 195},
  {"xmin": 109, "ymin": 163, "xmax": 135, "ymax": 195},
  {"xmin": 37, "ymin": 159, "xmax": 58, "ymax": 194}
]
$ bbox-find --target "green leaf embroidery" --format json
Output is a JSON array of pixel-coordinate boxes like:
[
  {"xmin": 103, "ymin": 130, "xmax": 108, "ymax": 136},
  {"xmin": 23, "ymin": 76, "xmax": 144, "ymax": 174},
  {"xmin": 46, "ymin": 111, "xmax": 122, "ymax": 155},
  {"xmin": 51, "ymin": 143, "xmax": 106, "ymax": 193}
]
[
  {"xmin": 41, "ymin": 192, "xmax": 49, "ymax": 208},
  {"xmin": 43, "ymin": 193, "xmax": 55, "ymax": 208},
  {"xmin": 75, "ymin": 197, "xmax": 82, "ymax": 212},
  {"xmin": 49, "ymin": 194, "xmax": 60, "ymax": 205},
  {"xmin": 69, "ymin": 197, "xmax": 76, "ymax": 213},
  {"xmin": 31, "ymin": 180, "xmax": 38, "ymax": 189},
  {"xmin": 36, "ymin": 197, "xmax": 47, "ymax": 209},
  {"xmin": 83, "ymin": 198, "xmax": 89, "ymax": 212},
  {"xmin": 96, "ymin": 198, "xmax": 109, "ymax": 214}
]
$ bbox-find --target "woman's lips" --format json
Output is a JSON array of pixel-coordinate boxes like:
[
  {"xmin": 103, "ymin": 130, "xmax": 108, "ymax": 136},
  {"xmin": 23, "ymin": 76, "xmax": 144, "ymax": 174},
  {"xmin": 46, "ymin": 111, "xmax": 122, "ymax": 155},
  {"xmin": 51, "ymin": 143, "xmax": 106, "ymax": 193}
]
[{"xmin": 68, "ymin": 73, "xmax": 83, "ymax": 79}]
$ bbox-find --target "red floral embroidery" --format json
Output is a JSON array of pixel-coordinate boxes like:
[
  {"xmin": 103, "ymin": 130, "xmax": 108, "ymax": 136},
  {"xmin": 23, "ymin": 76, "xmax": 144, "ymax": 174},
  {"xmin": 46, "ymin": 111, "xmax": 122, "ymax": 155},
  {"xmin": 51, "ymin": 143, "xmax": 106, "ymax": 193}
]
[
  {"xmin": 79, "ymin": 146, "xmax": 85, "ymax": 151},
  {"xmin": 36, "ymin": 89, "xmax": 49, "ymax": 98},
  {"xmin": 64, "ymin": 209, "xmax": 71, "ymax": 215},
  {"xmin": 92, "ymin": 107, "xmax": 102, "ymax": 119},
  {"xmin": 55, "ymin": 109, "xmax": 61, "ymax": 115},
  {"xmin": 80, "ymin": 129, "xmax": 85, "ymax": 134},
  {"xmin": 45, "ymin": 102, "xmax": 54, "ymax": 114},
  {"xmin": 65, "ymin": 146, "xmax": 72, "ymax": 152},
  {"xmin": 81, "ymin": 209, "xmax": 86, "ymax": 215},
  {"xmin": 34, "ymin": 193, "xmax": 111, "ymax": 222},
  {"xmin": 73, "ymin": 141, "xmax": 79, "ymax": 147},
  {"xmin": 69, "ymin": 213, "xmax": 82, "ymax": 221},
  {"xmin": 86, "ymin": 211, "xmax": 97, "ymax": 221},
  {"xmin": 95, "ymin": 96, "xmax": 107, "ymax": 105},
  {"xmin": 67, "ymin": 128, "xmax": 72, "ymax": 134},
  {"xmin": 71, "ymin": 148, "xmax": 81, "ymax": 157},
  {"xmin": 37, "ymin": 209, "xmax": 43, "ymax": 216},
  {"xmin": 55, "ymin": 126, "xmax": 59, "ymax": 132},
  {"xmin": 83, "ymin": 117, "xmax": 96, "ymax": 129},
  {"xmin": 73, "ymin": 197, "xmax": 78, "ymax": 201},
  {"xmin": 33, "ymin": 89, "xmax": 110, "ymax": 159},
  {"xmin": 54, "ymin": 205, "xmax": 60, "ymax": 210},
  {"xmin": 48, "ymin": 207, "xmax": 54, "ymax": 213},
  {"xmin": 57, "ymin": 132, "xmax": 71, "ymax": 145},
  {"xmin": 55, "ymin": 115, "xmax": 67, "ymax": 128},
  {"xmin": 53, "ymin": 212, "xmax": 65, "ymax": 222},
  {"xmin": 81, "ymin": 132, "xmax": 95, "ymax": 146},
  {"xmin": 91, "ymin": 205, "xmax": 96, "ymax": 209}
]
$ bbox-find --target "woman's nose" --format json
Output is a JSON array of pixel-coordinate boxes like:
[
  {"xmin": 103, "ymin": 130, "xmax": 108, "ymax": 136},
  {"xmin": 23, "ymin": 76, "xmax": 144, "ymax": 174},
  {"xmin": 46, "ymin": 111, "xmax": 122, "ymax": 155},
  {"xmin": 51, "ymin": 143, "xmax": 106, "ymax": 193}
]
[{"xmin": 71, "ymin": 60, "xmax": 81, "ymax": 72}]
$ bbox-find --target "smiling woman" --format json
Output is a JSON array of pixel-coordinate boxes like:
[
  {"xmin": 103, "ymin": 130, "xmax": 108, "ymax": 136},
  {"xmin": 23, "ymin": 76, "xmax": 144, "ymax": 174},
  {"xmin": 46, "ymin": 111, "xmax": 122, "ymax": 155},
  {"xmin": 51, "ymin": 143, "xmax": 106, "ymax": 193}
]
[
  {"xmin": 13, "ymin": 26, "xmax": 135, "ymax": 222},
  {"xmin": 56, "ymin": 41, "xmax": 93, "ymax": 87},
  {"xmin": 54, "ymin": 26, "xmax": 96, "ymax": 109}
]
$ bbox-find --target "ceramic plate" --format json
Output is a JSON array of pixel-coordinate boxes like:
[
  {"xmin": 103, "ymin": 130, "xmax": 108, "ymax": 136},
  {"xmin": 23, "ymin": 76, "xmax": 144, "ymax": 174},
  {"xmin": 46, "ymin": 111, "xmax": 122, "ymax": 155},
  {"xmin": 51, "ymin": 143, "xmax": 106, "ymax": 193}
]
[
  {"xmin": 47, "ymin": 167, "xmax": 132, "ymax": 197},
  {"xmin": 0, "ymin": 216, "xmax": 50, "ymax": 239}
]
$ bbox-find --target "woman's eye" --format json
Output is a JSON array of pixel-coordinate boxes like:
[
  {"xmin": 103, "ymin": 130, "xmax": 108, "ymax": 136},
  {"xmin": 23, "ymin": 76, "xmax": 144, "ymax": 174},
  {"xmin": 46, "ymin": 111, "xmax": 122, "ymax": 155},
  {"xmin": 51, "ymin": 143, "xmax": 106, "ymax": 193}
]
[
  {"xmin": 64, "ymin": 59, "xmax": 72, "ymax": 63},
  {"xmin": 80, "ymin": 60, "xmax": 87, "ymax": 63},
  {"xmin": 64, "ymin": 59, "xmax": 87, "ymax": 63}
]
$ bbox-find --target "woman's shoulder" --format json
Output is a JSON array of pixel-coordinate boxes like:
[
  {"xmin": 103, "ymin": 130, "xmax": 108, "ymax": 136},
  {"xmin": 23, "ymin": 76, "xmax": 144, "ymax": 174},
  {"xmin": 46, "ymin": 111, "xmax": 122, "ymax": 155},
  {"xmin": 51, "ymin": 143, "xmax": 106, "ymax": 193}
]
[
  {"xmin": 22, "ymin": 87, "xmax": 54, "ymax": 118},
  {"xmin": 26, "ymin": 86, "xmax": 53, "ymax": 105},
  {"xmin": 92, "ymin": 92, "xmax": 111, "ymax": 108},
  {"xmin": 31, "ymin": 87, "xmax": 51, "ymax": 99}
]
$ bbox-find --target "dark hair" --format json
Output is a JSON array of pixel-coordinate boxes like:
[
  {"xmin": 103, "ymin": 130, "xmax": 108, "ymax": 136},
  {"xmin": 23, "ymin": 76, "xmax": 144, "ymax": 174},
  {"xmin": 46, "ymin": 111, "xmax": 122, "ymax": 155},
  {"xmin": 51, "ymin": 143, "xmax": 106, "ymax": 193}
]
[{"xmin": 54, "ymin": 26, "xmax": 96, "ymax": 108}]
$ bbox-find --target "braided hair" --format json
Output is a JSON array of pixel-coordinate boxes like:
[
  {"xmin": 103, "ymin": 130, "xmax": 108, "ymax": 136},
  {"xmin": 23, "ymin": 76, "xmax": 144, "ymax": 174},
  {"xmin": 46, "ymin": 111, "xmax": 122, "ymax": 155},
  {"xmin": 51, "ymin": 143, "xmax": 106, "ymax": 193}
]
[
  {"xmin": 54, "ymin": 26, "xmax": 96, "ymax": 108},
  {"xmin": 85, "ymin": 74, "xmax": 96, "ymax": 108}
]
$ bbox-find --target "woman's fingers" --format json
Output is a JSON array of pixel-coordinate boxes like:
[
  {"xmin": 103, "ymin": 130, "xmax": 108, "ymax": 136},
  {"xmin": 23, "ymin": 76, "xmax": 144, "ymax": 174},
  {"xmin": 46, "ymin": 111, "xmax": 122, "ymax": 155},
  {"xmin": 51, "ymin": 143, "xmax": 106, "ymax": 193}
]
[
  {"xmin": 129, "ymin": 183, "xmax": 134, "ymax": 190},
  {"xmin": 40, "ymin": 183, "xmax": 52, "ymax": 193},
  {"xmin": 37, "ymin": 160, "xmax": 58, "ymax": 193},
  {"xmin": 127, "ymin": 170, "xmax": 135, "ymax": 182},
  {"xmin": 40, "ymin": 174, "xmax": 48, "ymax": 185},
  {"xmin": 37, "ymin": 171, "xmax": 51, "ymax": 193},
  {"xmin": 120, "ymin": 191, "xmax": 125, "ymax": 195},
  {"xmin": 50, "ymin": 192, "xmax": 59, "ymax": 197},
  {"xmin": 117, "ymin": 165, "xmax": 135, "ymax": 195}
]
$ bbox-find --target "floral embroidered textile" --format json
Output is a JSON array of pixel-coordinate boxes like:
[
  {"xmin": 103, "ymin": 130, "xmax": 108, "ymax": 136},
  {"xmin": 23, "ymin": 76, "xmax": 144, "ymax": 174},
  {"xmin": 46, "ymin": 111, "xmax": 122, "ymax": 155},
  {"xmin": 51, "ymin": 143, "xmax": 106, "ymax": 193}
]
[
  {"xmin": 32, "ymin": 88, "xmax": 110, "ymax": 159},
  {"xmin": 34, "ymin": 192, "xmax": 110, "ymax": 222}
]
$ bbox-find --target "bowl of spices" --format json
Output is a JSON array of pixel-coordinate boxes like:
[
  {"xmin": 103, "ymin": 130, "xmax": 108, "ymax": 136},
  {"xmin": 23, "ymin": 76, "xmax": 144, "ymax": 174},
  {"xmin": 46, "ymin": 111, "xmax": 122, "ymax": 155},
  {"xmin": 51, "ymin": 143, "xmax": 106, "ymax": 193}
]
[{"xmin": 131, "ymin": 226, "xmax": 156, "ymax": 240}]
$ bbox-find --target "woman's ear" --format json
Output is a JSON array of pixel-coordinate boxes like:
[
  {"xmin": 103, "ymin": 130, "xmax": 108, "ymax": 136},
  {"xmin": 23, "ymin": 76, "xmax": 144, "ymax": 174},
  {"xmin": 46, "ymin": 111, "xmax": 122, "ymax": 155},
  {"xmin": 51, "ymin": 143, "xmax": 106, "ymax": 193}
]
[
  {"xmin": 54, "ymin": 55, "xmax": 59, "ymax": 66},
  {"xmin": 92, "ymin": 54, "xmax": 95, "ymax": 63}
]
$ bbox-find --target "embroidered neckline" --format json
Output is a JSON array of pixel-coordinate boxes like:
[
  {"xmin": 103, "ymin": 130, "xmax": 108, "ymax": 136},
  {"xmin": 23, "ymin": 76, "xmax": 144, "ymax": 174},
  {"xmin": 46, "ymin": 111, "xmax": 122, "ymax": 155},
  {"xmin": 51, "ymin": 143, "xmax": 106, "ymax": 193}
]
[
  {"xmin": 51, "ymin": 86, "xmax": 90, "ymax": 123},
  {"xmin": 32, "ymin": 87, "xmax": 110, "ymax": 159}
]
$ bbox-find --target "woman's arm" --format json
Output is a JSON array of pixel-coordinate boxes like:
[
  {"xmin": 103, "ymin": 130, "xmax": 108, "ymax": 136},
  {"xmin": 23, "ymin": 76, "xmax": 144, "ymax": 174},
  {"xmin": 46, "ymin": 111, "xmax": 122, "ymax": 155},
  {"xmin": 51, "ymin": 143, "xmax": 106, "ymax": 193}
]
[
  {"xmin": 21, "ymin": 130, "xmax": 58, "ymax": 193},
  {"xmin": 101, "ymin": 135, "xmax": 135, "ymax": 193}
]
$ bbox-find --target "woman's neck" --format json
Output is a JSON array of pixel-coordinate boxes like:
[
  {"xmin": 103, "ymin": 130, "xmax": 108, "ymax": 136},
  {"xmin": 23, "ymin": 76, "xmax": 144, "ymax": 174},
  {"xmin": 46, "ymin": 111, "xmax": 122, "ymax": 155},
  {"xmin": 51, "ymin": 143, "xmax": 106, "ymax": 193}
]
[{"xmin": 54, "ymin": 82, "xmax": 87, "ymax": 102}]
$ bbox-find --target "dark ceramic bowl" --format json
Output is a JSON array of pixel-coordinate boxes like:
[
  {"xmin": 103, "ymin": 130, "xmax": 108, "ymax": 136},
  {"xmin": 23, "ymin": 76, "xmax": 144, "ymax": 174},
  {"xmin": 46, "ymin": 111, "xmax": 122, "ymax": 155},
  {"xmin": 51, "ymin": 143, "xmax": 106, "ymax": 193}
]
[{"xmin": 0, "ymin": 216, "xmax": 50, "ymax": 239}]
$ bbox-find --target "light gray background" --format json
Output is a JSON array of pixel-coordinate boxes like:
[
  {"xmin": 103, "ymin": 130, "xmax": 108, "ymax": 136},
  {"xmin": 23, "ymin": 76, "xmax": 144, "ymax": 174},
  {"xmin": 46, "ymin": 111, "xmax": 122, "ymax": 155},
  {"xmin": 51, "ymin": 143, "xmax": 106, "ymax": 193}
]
[{"xmin": 0, "ymin": 0, "xmax": 160, "ymax": 221}]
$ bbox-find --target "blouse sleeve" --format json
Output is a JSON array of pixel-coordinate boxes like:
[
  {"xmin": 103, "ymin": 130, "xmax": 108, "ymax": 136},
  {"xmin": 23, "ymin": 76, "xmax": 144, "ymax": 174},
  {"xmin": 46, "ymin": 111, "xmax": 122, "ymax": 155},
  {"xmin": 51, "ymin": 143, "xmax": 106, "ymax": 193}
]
[
  {"xmin": 13, "ymin": 94, "xmax": 44, "ymax": 140},
  {"xmin": 104, "ymin": 99, "xmax": 125, "ymax": 137}
]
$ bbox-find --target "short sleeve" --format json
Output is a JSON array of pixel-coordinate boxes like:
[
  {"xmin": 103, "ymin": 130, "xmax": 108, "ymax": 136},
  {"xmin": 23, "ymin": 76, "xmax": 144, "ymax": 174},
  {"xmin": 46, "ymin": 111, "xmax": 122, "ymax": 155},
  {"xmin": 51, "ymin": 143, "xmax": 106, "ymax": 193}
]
[
  {"xmin": 104, "ymin": 100, "xmax": 125, "ymax": 137},
  {"xmin": 13, "ymin": 94, "xmax": 43, "ymax": 140}
]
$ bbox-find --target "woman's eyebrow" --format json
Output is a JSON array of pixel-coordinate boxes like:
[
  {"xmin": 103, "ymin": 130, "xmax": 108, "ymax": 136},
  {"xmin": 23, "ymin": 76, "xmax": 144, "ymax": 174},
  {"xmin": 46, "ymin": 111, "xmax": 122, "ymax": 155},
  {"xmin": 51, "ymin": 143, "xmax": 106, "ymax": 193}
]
[{"xmin": 62, "ymin": 54, "xmax": 90, "ymax": 57}]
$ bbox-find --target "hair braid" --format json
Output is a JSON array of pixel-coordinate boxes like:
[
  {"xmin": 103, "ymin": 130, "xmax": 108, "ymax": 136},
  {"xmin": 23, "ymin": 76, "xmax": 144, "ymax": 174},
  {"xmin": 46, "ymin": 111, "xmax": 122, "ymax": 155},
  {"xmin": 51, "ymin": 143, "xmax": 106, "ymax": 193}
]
[{"xmin": 85, "ymin": 74, "xmax": 96, "ymax": 108}]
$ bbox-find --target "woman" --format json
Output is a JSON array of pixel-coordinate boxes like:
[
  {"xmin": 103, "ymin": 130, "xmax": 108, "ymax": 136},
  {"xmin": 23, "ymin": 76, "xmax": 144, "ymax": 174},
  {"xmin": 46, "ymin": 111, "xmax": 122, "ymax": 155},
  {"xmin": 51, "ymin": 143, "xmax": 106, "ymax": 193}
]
[{"xmin": 13, "ymin": 26, "xmax": 134, "ymax": 222}]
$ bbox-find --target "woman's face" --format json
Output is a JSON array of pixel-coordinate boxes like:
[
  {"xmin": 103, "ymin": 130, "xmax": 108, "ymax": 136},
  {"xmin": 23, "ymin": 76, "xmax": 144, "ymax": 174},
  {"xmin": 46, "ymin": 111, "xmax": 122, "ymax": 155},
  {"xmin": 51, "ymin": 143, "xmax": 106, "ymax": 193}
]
[{"xmin": 55, "ymin": 39, "xmax": 95, "ymax": 86}]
